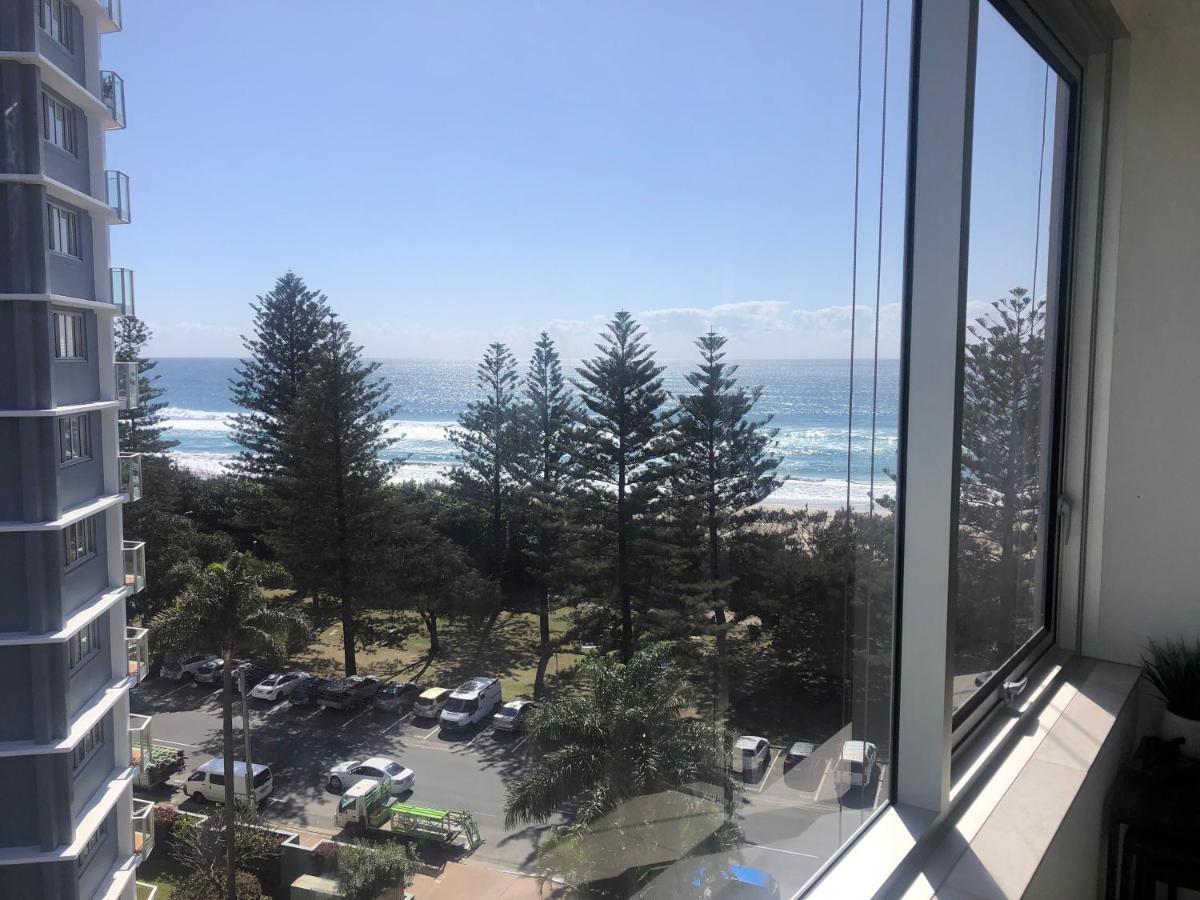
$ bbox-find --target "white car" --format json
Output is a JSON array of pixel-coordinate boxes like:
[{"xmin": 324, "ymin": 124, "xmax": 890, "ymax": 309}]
[
  {"xmin": 493, "ymin": 699, "xmax": 539, "ymax": 732},
  {"xmin": 732, "ymin": 735, "xmax": 771, "ymax": 778},
  {"xmin": 161, "ymin": 654, "xmax": 220, "ymax": 682},
  {"xmin": 327, "ymin": 756, "xmax": 414, "ymax": 794},
  {"xmin": 835, "ymin": 740, "xmax": 879, "ymax": 787},
  {"xmin": 250, "ymin": 671, "xmax": 310, "ymax": 702}
]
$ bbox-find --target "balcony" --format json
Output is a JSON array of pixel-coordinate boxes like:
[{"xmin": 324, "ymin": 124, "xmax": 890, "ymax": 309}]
[
  {"xmin": 132, "ymin": 798, "xmax": 154, "ymax": 860},
  {"xmin": 115, "ymin": 361, "xmax": 139, "ymax": 410},
  {"xmin": 100, "ymin": 71, "xmax": 126, "ymax": 129},
  {"xmin": 101, "ymin": 0, "xmax": 123, "ymax": 32},
  {"xmin": 119, "ymin": 453, "xmax": 142, "ymax": 502},
  {"xmin": 136, "ymin": 884, "xmax": 157, "ymax": 900},
  {"xmin": 123, "ymin": 544, "xmax": 146, "ymax": 596},
  {"xmin": 106, "ymin": 170, "xmax": 131, "ymax": 224},
  {"xmin": 109, "ymin": 268, "xmax": 135, "ymax": 316},
  {"xmin": 126, "ymin": 626, "xmax": 148, "ymax": 680},
  {"xmin": 129, "ymin": 713, "xmax": 151, "ymax": 770}
]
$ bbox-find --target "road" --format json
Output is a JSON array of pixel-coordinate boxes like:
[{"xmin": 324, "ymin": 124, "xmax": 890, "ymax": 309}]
[{"xmin": 131, "ymin": 678, "xmax": 883, "ymax": 896}]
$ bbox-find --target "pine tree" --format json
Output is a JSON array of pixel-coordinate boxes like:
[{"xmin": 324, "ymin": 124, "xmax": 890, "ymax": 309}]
[
  {"xmin": 958, "ymin": 287, "xmax": 1046, "ymax": 665},
  {"xmin": 572, "ymin": 311, "xmax": 675, "ymax": 663},
  {"xmin": 229, "ymin": 272, "xmax": 332, "ymax": 479},
  {"xmin": 114, "ymin": 316, "xmax": 177, "ymax": 453},
  {"xmin": 512, "ymin": 333, "xmax": 578, "ymax": 698},
  {"xmin": 447, "ymin": 342, "xmax": 521, "ymax": 600},
  {"xmin": 673, "ymin": 331, "xmax": 781, "ymax": 712},
  {"xmin": 272, "ymin": 319, "xmax": 396, "ymax": 675}
]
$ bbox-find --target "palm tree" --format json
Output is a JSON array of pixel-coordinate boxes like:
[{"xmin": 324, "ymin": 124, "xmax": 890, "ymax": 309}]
[
  {"xmin": 152, "ymin": 553, "xmax": 306, "ymax": 900},
  {"xmin": 504, "ymin": 644, "xmax": 739, "ymax": 892}
]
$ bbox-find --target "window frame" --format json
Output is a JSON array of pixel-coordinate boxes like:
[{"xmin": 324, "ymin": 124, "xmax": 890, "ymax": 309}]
[
  {"xmin": 68, "ymin": 618, "xmax": 102, "ymax": 671},
  {"xmin": 71, "ymin": 720, "xmax": 104, "ymax": 772},
  {"xmin": 39, "ymin": 0, "xmax": 75, "ymax": 53},
  {"xmin": 41, "ymin": 90, "xmax": 78, "ymax": 156},
  {"xmin": 53, "ymin": 310, "xmax": 87, "ymax": 360},
  {"xmin": 63, "ymin": 516, "xmax": 97, "ymax": 570},
  {"xmin": 76, "ymin": 819, "xmax": 108, "ymax": 873},
  {"xmin": 47, "ymin": 203, "xmax": 82, "ymax": 260},
  {"xmin": 58, "ymin": 412, "xmax": 92, "ymax": 466}
]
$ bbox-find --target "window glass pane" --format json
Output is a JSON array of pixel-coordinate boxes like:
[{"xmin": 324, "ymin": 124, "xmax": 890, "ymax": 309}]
[{"xmin": 952, "ymin": 3, "xmax": 1069, "ymax": 712}]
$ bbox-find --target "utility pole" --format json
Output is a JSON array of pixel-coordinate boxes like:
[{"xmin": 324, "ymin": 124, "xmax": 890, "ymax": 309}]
[{"xmin": 239, "ymin": 667, "xmax": 255, "ymax": 806}]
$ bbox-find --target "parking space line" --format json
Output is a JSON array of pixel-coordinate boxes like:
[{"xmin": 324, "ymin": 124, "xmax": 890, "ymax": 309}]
[
  {"xmin": 158, "ymin": 683, "xmax": 191, "ymax": 699},
  {"xmin": 342, "ymin": 706, "xmax": 374, "ymax": 729},
  {"xmin": 381, "ymin": 713, "xmax": 412, "ymax": 735},
  {"xmin": 419, "ymin": 724, "xmax": 440, "ymax": 740},
  {"xmin": 302, "ymin": 707, "xmax": 325, "ymax": 721},
  {"xmin": 744, "ymin": 843, "xmax": 820, "ymax": 859},
  {"xmin": 753, "ymin": 750, "xmax": 781, "ymax": 793},
  {"xmin": 154, "ymin": 739, "xmax": 197, "ymax": 749}
]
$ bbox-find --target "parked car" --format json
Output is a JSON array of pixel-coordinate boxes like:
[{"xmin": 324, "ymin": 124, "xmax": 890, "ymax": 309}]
[
  {"xmin": 186, "ymin": 759, "xmax": 273, "ymax": 805},
  {"xmin": 289, "ymin": 676, "xmax": 330, "ymax": 706},
  {"xmin": 834, "ymin": 740, "xmax": 878, "ymax": 787},
  {"xmin": 232, "ymin": 661, "xmax": 272, "ymax": 693},
  {"xmin": 160, "ymin": 654, "xmax": 219, "ymax": 682},
  {"xmin": 732, "ymin": 735, "xmax": 771, "ymax": 779},
  {"xmin": 193, "ymin": 657, "xmax": 248, "ymax": 685},
  {"xmin": 492, "ymin": 699, "xmax": 539, "ymax": 732},
  {"xmin": 250, "ymin": 670, "xmax": 310, "ymax": 702},
  {"xmin": 439, "ymin": 677, "xmax": 503, "ymax": 730},
  {"xmin": 678, "ymin": 859, "xmax": 782, "ymax": 899},
  {"xmin": 784, "ymin": 740, "xmax": 818, "ymax": 771},
  {"xmin": 327, "ymin": 756, "xmax": 414, "ymax": 794},
  {"xmin": 373, "ymin": 682, "xmax": 424, "ymax": 713},
  {"xmin": 413, "ymin": 687, "xmax": 453, "ymax": 719},
  {"xmin": 317, "ymin": 676, "xmax": 384, "ymax": 711}
]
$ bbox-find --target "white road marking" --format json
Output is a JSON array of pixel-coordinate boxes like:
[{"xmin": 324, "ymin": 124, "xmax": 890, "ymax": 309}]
[
  {"xmin": 419, "ymin": 724, "xmax": 440, "ymax": 740},
  {"xmin": 744, "ymin": 843, "xmax": 821, "ymax": 859},
  {"xmin": 303, "ymin": 707, "xmax": 325, "ymax": 721},
  {"xmin": 341, "ymin": 706, "xmax": 374, "ymax": 729},
  {"xmin": 381, "ymin": 713, "xmax": 412, "ymax": 735},
  {"xmin": 512, "ymin": 735, "xmax": 528, "ymax": 752},
  {"xmin": 753, "ymin": 750, "xmax": 781, "ymax": 794},
  {"xmin": 154, "ymin": 738, "xmax": 197, "ymax": 749},
  {"xmin": 158, "ymin": 683, "xmax": 191, "ymax": 699}
]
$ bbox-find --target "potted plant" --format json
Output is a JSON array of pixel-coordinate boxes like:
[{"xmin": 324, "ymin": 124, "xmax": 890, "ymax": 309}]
[{"xmin": 1142, "ymin": 637, "xmax": 1200, "ymax": 757}]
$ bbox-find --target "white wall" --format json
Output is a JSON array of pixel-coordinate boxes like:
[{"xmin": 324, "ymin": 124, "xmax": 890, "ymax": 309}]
[{"xmin": 1092, "ymin": 5, "xmax": 1200, "ymax": 665}]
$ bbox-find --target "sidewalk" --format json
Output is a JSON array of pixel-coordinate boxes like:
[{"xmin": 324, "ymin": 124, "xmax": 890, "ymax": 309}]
[{"xmin": 410, "ymin": 861, "xmax": 566, "ymax": 899}]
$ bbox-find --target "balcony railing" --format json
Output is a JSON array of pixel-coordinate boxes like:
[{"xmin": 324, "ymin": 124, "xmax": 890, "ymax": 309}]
[
  {"xmin": 103, "ymin": 0, "xmax": 123, "ymax": 32},
  {"xmin": 115, "ymin": 361, "xmax": 139, "ymax": 410},
  {"xmin": 106, "ymin": 170, "xmax": 131, "ymax": 224},
  {"xmin": 123, "ymin": 544, "xmax": 146, "ymax": 596},
  {"xmin": 100, "ymin": 71, "xmax": 126, "ymax": 128},
  {"xmin": 127, "ymin": 625, "xmax": 149, "ymax": 680},
  {"xmin": 132, "ymin": 798, "xmax": 155, "ymax": 860},
  {"xmin": 129, "ymin": 713, "xmax": 151, "ymax": 770},
  {"xmin": 109, "ymin": 267, "xmax": 134, "ymax": 316},
  {"xmin": 135, "ymin": 884, "xmax": 158, "ymax": 900},
  {"xmin": 119, "ymin": 453, "xmax": 143, "ymax": 502}
]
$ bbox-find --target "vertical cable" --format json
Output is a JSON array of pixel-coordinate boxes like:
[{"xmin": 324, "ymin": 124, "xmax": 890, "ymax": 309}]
[
  {"xmin": 868, "ymin": 0, "xmax": 893, "ymax": 517},
  {"xmin": 1031, "ymin": 68, "xmax": 1050, "ymax": 304}
]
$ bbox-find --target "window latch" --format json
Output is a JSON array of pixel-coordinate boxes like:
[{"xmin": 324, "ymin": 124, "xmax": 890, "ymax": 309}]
[
  {"xmin": 1057, "ymin": 495, "xmax": 1072, "ymax": 544},
  {"xmin": 1001, "ymin": 677, "xmax": 1028, "ymax": 710}
]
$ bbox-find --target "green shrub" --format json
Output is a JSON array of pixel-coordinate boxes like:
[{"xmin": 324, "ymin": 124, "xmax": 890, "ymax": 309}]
[
  {"xmin": 1143, "ymin": 637, "xmax": 1200, "ymax": 719},
  {"xmin": 173, "ymin": 869, "xmax": 264, "ymax": 900},
  {"xmin": 337, "ymin": 840, "xmax": 419, "ymax": 900}
]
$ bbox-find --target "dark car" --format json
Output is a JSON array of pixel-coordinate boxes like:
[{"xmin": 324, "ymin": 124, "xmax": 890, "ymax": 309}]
[
  {"xmin": 289, "ymin": 676, "xmax": 330, "ymax": 706},
  {"xmin": 231, "ymin": 661, "xmax": 271, "ymax": 694},
  {"xmin": 318, "ymin": 676, "xmax": 384, "ymax": 711},
  {"xmin": 373, "ymin": 682, "xmax": 424, "ymax": 713},
  {"xmin": 784, "ymin": 741, "xmax": 818, "ymax": 771}
]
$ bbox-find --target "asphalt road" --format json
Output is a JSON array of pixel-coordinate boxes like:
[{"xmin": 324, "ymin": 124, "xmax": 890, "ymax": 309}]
[{"xmin": 131, "ymin": 678, "xmax": 883, "ymax": 896}]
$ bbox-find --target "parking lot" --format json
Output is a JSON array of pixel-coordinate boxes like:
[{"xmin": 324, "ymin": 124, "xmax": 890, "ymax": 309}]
[{"xmin": 131, "ymin": 677, "xmax": 883, "ymax": 897}]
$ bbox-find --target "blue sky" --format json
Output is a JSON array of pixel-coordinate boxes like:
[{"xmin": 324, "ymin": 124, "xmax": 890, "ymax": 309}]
[{"xmin": 106, "ymin": 1, "xmax": 1056, "ymax": 360}]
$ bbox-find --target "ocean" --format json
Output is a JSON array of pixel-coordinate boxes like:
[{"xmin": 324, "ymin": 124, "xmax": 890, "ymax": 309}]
[{"xmin": 152, "ymin": 358, "xmax": 900, "ymax": 510}]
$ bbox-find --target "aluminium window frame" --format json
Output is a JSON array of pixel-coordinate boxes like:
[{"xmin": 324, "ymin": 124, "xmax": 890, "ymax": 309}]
[
  {"xmin": 63, "ymin": 516, "xmax": 97, "ymax": 570},
  {"xmin": 53, "ymin": 310, "xmax": 87, "ymax": 360},
  {"xmin": 41, "ymin": 90, "xmax": 78, "ymax": 156},
  {"xmin": 39, "ymin": 0, "xmax": 75, "ymax": 54},
  {"xmin": 58, "ymin": 412, "xmax": 92, "ymax": 466},
  {"xmin": 47, "ymin": 203, "xmax": 82, "ymax": 260}
]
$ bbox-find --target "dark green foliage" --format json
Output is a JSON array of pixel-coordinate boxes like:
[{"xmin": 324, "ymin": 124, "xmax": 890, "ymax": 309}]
[
  {"xmin": 448, "ymin": 341, "xmax": 522, "ymax": 590},
  {"xmin": 114, "ymin": 315, "xmax": 177, "ymax": 453},
  {"xmin": 957, "ymin": 288, "xmax": 1047, "ymax": 668},
  {"xmin": 1142, "ymin": 638, "xmax": 1200, "ymax": 720},
  {"xmin": 512, "ymin": 333, "xmax": 579, "ymax": 697},
  {"xmin": 672, "ymin": 331, "xmax": 781, "ymax": 712},
  {"xmin": 272, "ymin": 320, "xmax": 397, "ymax": 674},
  {"xmin": 571, "ymin": 312, "xmax": 676, "ymax": 662},
  {"xmin": 229, "ymin": 272, "xmax": 332, "ymax": 481},
  {"xmin": 173, "ymin": 870, "xmax": 264, "ymax": 900},
  {"xmin": 336, "ymin": 840, "xmax": 419, "ymax": 900}
]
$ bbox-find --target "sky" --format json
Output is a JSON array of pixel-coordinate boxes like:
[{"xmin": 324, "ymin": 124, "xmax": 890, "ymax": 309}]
[{"xmin": 104, "ymin": 1, "xmax": 1057, "ymax": 361}]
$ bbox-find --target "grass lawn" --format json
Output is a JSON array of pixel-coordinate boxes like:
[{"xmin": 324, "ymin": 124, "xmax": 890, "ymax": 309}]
[
  {"xmin": 287, "ymin": 602, "xmax": 584, "ymax": 700},
  {"xmin": 134, "ymin": 853, "xmax": 187, "ymax": 899}
]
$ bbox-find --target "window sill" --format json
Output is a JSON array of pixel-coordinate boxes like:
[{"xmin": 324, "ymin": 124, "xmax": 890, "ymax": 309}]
[{"xmin": 805, "ymin": 655, "xmax": 1140, "ymax": 898}]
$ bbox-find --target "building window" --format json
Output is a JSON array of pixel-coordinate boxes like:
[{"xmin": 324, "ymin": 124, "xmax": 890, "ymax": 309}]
[
  {"xmin": 68, "ymin": 618, "xmax": 101, "ymax": 670},
  {"xmin": 53, "ymin": 311, "xmax": 86, "ymax": 359},
  {"xmin": 47, "ymin": 204, "xmax": 81, "ymax": 259},
  {"xmin": 71, "ymin": 721, "xmax": 104, "ymax": 771},
  {"xmin": 58, "ymin": 413, "xmax": 91, "ymax": 465},
  {"xmin": 76, "ymin": 819, "xmax": 108, "ymax": 872},
  {"xmin": 41, "ymin": 92, "xmax": 77, "ymax": 155},
  {"xmin": 39, "ymin": 0, "xmax": 74, "ymax": 52},
  {"xmin": 63, "ymin": 516, "xmax": 96, "ymax": 569}
]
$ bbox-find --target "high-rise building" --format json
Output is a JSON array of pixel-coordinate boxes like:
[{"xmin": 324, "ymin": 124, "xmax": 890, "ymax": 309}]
[{"xmin": 0, "ymin": 1, "xmax": 155, "ymax": 897}]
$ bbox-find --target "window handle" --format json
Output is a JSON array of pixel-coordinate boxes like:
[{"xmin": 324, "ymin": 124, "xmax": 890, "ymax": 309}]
[
  {"xmin": 1001, "ymin": 677, "xmax": 1028, "ymax": 709},
  {"xmin": 1057, "ymin": 495, "xmax": 1072, "ymax": 544}
]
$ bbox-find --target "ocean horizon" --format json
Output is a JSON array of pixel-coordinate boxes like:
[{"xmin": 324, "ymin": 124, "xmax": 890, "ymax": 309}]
[{"xmin": 151, "ymin": 357, "xmax": 900, "ymax": 510}]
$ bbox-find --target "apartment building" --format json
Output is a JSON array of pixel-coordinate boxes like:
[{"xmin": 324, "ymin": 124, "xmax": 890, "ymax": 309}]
[{"xmin": 0, "ymin": 1, "xmax": 154, "ymax": 898}]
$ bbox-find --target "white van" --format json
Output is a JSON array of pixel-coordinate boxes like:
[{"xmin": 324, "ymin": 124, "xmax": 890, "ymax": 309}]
[
  {"xmin": 439, "ymin": 677, "xmax": 502, "ymax": 730},
  {"xmin": 186, "ymin": 759, "xmax": 273, "ymax": 805}
]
